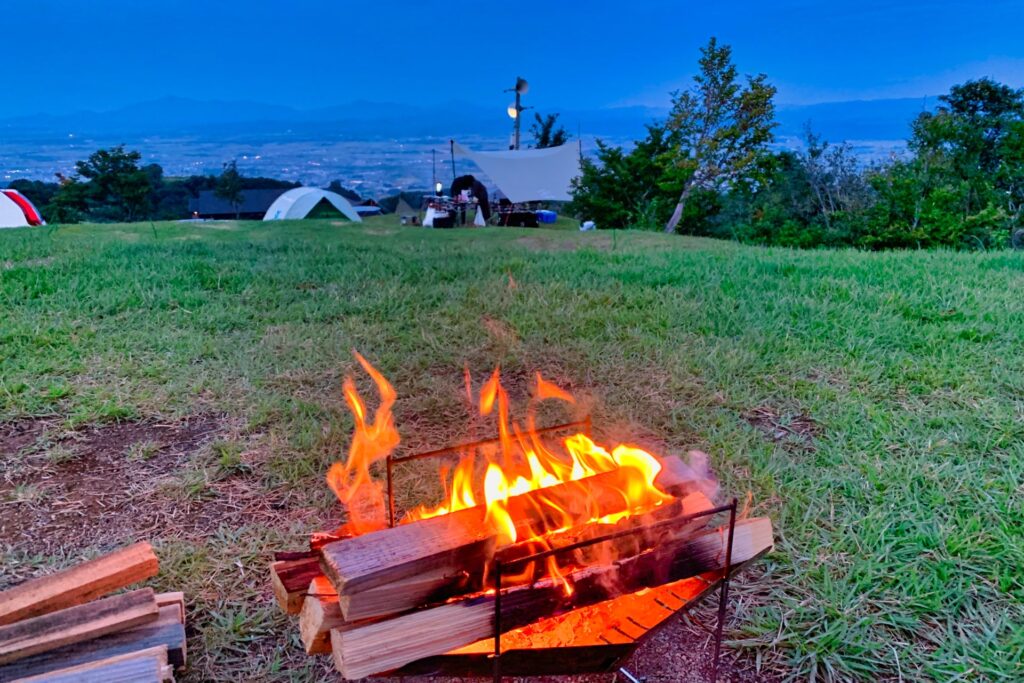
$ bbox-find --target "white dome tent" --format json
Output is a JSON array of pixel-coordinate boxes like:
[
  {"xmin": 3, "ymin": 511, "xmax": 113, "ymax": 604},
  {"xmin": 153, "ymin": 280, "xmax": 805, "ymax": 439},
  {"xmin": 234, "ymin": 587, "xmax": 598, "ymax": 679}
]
[
  {"xmin": 0, "ymin": 189, "xmax": 45, "ymax": 229},
  {"xmin": 262, "ymin": 188, "xmax": 362, "ymax": 223},
  {"xmin": 263, "ymin": 187, "xmax": 362, "ymax": 222}
]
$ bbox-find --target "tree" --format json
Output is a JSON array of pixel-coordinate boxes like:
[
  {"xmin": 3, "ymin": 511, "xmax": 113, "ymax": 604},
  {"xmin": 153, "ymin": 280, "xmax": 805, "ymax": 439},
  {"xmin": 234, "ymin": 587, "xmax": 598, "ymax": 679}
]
[
  {"xmin": 569, "ymin": 123, "xmax": 684, "ymax": 229},
  {"xmin": 663, "ymin": 37, "xmax": 777, "ymax": 233},
  {"xmin": 47, "ymin": 177, "xmax": 90, "ymax": 224},
  {"xmin": 325, "ymin": 180, "xmax": 362, "ymax": 203},
  {"xmin": 530, "ymin": 113, "xmax": 569, "ymax": 149},
  {"xmin": 905, "ymin": 78, "xmax": 1024, "ymax": 241},
  {"xmin": 74, "ymin": 146, "xmax": 153, "ymax": 222},
  {"xmin": 801, "ymin": 128, "xmax": 873, "ymax": 233},
  {"xmin": 215, "ymin": 160, "xmax": 245, "ymax": 219}
]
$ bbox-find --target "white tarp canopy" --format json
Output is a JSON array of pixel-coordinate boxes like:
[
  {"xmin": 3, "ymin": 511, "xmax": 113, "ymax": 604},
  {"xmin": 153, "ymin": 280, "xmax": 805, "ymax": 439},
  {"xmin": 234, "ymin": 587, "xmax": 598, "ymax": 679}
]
[
  {"xmin": 263, "ymin": 187, "xmax": 362, "ymax": 222},
  {"xmin": 453, "ymin": 142, "xmax": 581, "ymax": 203}
]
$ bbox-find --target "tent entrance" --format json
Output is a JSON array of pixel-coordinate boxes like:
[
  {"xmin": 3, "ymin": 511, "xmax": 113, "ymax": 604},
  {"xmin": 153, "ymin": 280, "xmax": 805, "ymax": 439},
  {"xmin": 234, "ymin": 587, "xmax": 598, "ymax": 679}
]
[{"xmin": 306, "ymin": 197, "xmax": 349, "ymax": 220}]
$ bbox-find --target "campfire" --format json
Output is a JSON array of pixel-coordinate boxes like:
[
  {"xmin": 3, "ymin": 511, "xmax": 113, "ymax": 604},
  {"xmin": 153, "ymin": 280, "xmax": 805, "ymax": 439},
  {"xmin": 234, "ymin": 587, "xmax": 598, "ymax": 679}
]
[{"xmin": 270, "ymin": 354, "xmax": 773, "ymax": 680}]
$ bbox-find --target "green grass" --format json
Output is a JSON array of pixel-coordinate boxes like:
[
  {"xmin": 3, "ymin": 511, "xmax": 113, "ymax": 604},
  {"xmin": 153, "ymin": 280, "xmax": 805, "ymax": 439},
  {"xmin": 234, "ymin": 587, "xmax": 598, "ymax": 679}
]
[{"xmin": 2, "ymin": 215, "xmax": 1024, "ymax": 681}]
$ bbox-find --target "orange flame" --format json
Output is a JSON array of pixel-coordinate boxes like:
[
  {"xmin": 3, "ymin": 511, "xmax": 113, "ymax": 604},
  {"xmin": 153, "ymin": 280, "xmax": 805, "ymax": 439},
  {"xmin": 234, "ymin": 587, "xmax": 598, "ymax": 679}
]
[
  {"xmin": 329, "ymin": 358, "xmax": 678, "ymax": 594},
  {"xmin": 325, "ymin": 352, "xmax": 400, "ymax": 535}
]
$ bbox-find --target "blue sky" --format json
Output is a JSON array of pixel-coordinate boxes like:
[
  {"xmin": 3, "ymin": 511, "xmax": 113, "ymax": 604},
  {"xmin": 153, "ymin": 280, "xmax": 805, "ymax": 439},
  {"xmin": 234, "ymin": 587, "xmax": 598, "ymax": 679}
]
[{"xmin": 3, "ymin": 0, "xmax": 1023, "ymax": 117}]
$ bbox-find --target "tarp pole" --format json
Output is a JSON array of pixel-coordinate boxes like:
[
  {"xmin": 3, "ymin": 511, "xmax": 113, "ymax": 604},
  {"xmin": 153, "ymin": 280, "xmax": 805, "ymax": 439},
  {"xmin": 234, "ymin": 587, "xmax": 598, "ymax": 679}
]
[{"xmin": 449, "ymin": 139, "xmax": 456, "ymax": 182}]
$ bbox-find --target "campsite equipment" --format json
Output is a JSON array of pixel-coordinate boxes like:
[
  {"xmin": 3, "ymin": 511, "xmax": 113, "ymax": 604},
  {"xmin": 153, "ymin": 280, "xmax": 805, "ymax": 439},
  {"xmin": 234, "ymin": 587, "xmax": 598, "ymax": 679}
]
[
  {"xmin": 0, "ymin": 190, "xmax": 45, "ymax": 228},
  {"xmin": 269, "ymin": 360, "xmax": 772, "ymax": 681},
  {"xmin": 453, "ymin": 142, "xmax": 580, "ymax": 204},
  {"xmin": 263, "ymin": 188, "xmax": 362, "ymax": 222},
  {"xmin": 537, "ymin": 210, "xmax": 557, "ymax": 224}
]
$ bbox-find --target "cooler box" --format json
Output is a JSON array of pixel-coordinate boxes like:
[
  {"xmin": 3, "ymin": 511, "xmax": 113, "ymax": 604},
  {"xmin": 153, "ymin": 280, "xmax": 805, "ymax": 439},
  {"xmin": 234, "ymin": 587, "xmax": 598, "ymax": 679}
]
[{"xmin": 536, "ymin": 210, "xmax": 558, "ymax": 224}]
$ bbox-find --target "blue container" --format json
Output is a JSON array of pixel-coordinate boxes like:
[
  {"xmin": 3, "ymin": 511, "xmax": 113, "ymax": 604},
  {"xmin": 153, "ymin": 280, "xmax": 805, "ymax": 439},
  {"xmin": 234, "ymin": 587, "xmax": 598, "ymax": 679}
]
[{"xmin": 537, "ymin": 210, "xmax": 558, "ymax": 224}]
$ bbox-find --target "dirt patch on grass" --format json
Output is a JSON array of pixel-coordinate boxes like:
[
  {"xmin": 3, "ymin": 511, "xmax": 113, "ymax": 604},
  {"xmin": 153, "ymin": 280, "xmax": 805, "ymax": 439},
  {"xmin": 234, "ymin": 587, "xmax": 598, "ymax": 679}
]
[
  {"xmin": 744, "ymin": 406, "xmax": 820, "ymax": 451},
  {"xmin": 0, "ymin": 416, "xmax": 253, "ymax": 554},
  {"xmin": 2, "ymin": 257, "xmax": 55, "ymax": 271},
  {"xmin": 514, "ymin": 234, "xmax": 597, "ymax": 252}
]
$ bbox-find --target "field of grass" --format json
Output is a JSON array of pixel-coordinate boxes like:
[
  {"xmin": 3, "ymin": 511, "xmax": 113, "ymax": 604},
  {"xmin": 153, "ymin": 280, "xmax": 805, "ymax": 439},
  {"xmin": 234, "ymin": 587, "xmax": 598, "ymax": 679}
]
[{"xmin": 2, "ymin": 215, "xmax": 1023, "ymax": 681}]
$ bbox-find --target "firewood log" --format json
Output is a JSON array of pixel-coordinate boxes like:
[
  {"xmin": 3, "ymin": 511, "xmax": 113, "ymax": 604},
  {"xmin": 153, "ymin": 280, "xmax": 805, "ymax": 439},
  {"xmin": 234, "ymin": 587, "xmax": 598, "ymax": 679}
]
[
  {"xmin": 330, "ymin": 517, "xmax": 773, "ymax": 679},
  {"xmin": 0, "ymin": 589, "xmax": 159, "ymax": 665},
  {"xmin": 7, "ymin": 645, "xmax": 171, "ymax": 682},
  {"xmin": 0, "ymin": 605, "xmax": 185, "ymax": 682},
  {"xmin": 0, "ymin": 543, "xmax": 158, "ymax": 626},
  {"xmin": 297, "ymin": 576, "xmax": 344, "ymax": 655},
  {"xmin": 269, "ymin": 557, "xmax": 320, "ymax": 616}
]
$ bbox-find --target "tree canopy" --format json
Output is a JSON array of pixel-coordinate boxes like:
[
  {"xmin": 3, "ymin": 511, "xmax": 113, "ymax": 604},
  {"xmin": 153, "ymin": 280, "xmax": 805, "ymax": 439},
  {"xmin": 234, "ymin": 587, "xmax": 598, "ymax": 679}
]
[
  {"xmin": 570, "ymin": 43, "xmax": 1023, "ymax": 249},
  {"xmin": 530, "ymin": 113, "xmax": 570, "ymax": 149}
]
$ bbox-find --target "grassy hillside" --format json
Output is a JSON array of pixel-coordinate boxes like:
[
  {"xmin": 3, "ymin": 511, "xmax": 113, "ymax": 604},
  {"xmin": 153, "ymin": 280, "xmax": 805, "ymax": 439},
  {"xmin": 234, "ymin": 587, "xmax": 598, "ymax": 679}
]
[{"xmin": 2, "ymin": 217, "xmax": 1023, "ymax": 681}]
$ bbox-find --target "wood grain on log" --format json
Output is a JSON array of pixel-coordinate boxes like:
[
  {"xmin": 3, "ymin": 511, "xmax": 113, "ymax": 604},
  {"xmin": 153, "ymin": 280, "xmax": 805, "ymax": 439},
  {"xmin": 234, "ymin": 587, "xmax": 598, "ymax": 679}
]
[
  {"xmin": 298, "ymin": 576, "xmax": 344, "ymax": 655},
  {"xmin": 269, "ymin": 558, "xmax": 321, "ymax": 616},
  {"xmin": 0, "ymin": 589, "xmax": 158, "ymax": 666},
  {"xmin": 0, "ymin": 605, "xmax": 185, "ymax": 682},
  {"xmin": 0, "ymin": 543, "xmax": 159, "ymax": 627},
  {"xmin": 8, "ymin": 645, "xmax": 171, "ymax": 683}
]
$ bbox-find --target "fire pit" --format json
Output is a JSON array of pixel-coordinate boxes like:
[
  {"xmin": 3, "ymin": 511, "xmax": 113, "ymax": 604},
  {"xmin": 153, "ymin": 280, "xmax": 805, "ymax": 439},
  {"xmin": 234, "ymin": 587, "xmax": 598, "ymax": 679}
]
[{"xmin": 270, "ymin": 354, "xmax": 773, "ymax": 681}]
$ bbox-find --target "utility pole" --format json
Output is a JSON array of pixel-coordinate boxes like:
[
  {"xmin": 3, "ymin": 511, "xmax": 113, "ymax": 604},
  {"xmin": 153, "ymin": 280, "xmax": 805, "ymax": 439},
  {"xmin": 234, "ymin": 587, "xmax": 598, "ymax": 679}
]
[
  {"xmin": 513, "ymin": 86, "xmax": 522, "ymax": 150},
  {"xmin": 505, "ymin": 77, "xmax": 530, "ymax": 150}
]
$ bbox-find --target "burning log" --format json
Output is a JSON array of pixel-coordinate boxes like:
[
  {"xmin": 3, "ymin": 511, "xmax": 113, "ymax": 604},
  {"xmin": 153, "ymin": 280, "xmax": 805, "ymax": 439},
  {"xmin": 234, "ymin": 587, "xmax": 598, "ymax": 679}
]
[
  {"xmin": 329, "ymin": 517, "xmax": 773, "ymax": 679},
  {"xmin": 320, "ymin": 455, "xmax": 701, "ymax": 619},
  {"xmin": 269, "ymin": 554, "xmax": 321, "ymax": 616},
  {"xmin": 297, "ymin": 577, "xmax": 345, "ymax": 656},
  {"xmin": 338, "ymin": 568, "xmax": 471, "ymax": 623}
]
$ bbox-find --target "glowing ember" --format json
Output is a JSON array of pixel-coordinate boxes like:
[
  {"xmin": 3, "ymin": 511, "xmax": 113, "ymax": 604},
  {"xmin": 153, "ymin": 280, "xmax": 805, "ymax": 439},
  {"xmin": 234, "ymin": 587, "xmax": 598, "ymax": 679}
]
[{"xmin": 326, "ymin": 353, "xmax": 683, "ymax": 592}]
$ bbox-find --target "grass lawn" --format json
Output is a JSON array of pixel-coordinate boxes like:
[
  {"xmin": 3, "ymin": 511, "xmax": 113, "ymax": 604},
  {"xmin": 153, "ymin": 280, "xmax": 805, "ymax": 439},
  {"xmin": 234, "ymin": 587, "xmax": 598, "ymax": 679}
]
[{"xmin": 2, "ymin": 215, "xmax": 1023, "ymax": 681}]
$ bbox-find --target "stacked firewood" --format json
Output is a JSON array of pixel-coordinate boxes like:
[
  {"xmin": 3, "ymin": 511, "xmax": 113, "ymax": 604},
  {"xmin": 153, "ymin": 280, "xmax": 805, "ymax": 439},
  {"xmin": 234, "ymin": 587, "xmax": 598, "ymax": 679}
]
[
  {"xmin": 271, "ymin": 455, "xmax": 773, "ymax": 679},
  {"xmin": 0, "ymin": 542, "xmax": 187, "ymax": 682}
]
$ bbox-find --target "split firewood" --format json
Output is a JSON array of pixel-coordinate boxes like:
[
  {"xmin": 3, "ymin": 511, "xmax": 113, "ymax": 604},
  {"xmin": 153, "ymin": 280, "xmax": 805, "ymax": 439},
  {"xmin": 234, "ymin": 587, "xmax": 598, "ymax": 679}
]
[
  {"xmin": 338, "ymin": 567, "xmax": 471, "ymax": 622},
  {"xmin": 320, "ymin": 455, "xmax": 701, "ymax": 612},
  {"xmin": 298, "ymin": 577, "xmax": 345, "ymax": 655},
  {"xmin": 153, "ymin": 594, "xmax": 185, "ymax": 627},
  {"xmin": 338, "ymin": 490, "xmax": 713, "ymax": 622},
  {"xmin": 8, "ymin": 645, "xmax": 172, "ymax": 683},
  {"xmin": 0, "ymin": 604, "xmax": 185, "ymax": 681},
  {"xmin": 270, "ymin": 557, "xmax": 322, "ymax": 616},
  {"xmin": 330, "ymin": 517, "xmax": 773, "ymax": 679},
  {"xmin": 0, "ymin": 543, "xmax": 159, "ymax": 627},
  {"xmin": 0, "ymin": 588, "xmax": 159, "ymax": 666}
]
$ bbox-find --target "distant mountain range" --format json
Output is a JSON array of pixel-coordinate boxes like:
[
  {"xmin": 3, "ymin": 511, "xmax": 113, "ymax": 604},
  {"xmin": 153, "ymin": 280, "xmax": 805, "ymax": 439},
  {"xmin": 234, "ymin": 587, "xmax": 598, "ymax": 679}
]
[{"xmin": 0, "ymin": 95, "xmax": 937, "ymax": 144}]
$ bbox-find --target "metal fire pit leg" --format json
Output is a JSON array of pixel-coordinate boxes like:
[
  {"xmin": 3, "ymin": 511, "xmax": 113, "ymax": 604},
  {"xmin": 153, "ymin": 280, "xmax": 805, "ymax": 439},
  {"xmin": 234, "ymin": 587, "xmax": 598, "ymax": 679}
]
[
  {"xmin": 709, "ymin": 498, "xmax": 738, "ymax": 683},
  {"xmin": 616, "ymin": 667, "xmax": 646, "ymax": 683},
  {"xmin": 386, "ymin": 454, "xmax": 396, "ymax": 528},
  {"xmin": 493, "ymin": 560, "xmax": 503, "ymax": 683}
]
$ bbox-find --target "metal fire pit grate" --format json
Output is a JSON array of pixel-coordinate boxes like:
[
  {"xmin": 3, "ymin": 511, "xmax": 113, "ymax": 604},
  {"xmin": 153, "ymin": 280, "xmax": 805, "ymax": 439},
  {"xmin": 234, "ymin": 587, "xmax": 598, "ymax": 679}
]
[{"xmin": 381, "ymin": 420, "xmax": 740, "ymax": 683}]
